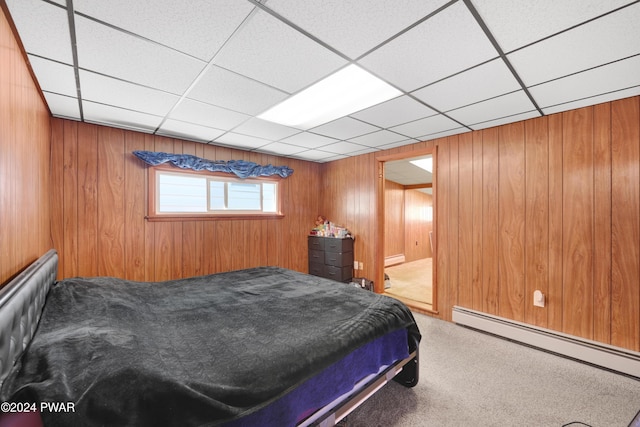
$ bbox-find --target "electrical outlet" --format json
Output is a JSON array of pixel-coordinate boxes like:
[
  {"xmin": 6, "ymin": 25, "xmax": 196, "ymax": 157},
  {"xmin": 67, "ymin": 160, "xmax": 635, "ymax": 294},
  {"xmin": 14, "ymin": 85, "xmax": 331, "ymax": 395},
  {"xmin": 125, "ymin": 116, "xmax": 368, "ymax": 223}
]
[
  {"xmin": 533, "ymin": 290, "xmax": 545, "ymax": 307},
  {"xmin": 353, "ymin": 261, "xmax": 358, "ymax": 270},
  {"xmin": 358, "ymin": 261, "xmax": 363, "ymax": 270}
]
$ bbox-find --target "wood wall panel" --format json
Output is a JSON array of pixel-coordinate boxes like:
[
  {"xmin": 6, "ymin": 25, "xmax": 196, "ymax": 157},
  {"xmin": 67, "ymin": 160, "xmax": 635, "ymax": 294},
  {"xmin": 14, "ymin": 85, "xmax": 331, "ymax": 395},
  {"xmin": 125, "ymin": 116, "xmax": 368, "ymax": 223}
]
[
  {"xmin": 524, "ymin": 117, "xmax": 549, "ymax": 328},
  {"xmin": 457, "ymin": 133, "xmax": 473, "ymax": 308},
  {"xmin": 547, "ymin": 113, "xmax": 564, "ymax": 333},
  {"xmin": 384, "ymin": 180, "xmax": 405, "ymax": 258},
  {"xmin": 481, "ymin": 127, "xmax": 500, "ymax": 316},
  {"xmin": 0, "ymin": 8, "xmax": 51, "ymax": 288},
  {"xmin": 498, "ymin": 122, "xmax": 526, "ymax": 321},
  {"xmin": 562, "ymin": 108, "xmax": 594, "ymax": 338},
  {"xmin": 51, "ymin": 119, "xmax": 320, "ymax": 282},
  {"xmin": 593, "ymin": 103, "xmax": 612, "ymax": 344},
  {"xmin": 611, "ymin": 97, "xmax": 640, "ymax": 350},
  {"xmin": 321, "ymin": 95, "xmax": 640, "ymax": 352},
  {"xmin": 471, "ymin": 131, "xmax": 483, "ymax": 311},
  {"xmin": 403, "ymin": 189, "xmax": 432, "ymax": 262}
]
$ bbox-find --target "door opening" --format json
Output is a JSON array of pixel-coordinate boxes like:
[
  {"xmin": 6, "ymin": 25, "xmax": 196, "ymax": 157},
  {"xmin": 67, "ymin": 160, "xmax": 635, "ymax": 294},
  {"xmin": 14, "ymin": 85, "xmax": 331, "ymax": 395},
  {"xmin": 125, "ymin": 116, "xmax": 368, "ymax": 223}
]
[{"xmin": 375, "ymin": 148, "xmax": 437, "ymax": 313}]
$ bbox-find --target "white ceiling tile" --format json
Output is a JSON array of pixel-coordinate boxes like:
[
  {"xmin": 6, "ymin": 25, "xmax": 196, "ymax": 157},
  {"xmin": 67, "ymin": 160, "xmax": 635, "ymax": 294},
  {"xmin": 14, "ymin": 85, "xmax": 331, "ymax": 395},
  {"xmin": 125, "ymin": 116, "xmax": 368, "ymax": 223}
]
[
  {"xmin": 79, "ymin": 70, "xmax": 180, "ymax": 117},
  {"xmin": 377, "ymin": 139, "xmax": 421, "ymax": 151},
  {"xmin": 75, "ymin": 15, "xmax": 206, "ymax": 94},
  {"xmin": 348, "ymin": 130, "xmax": 412, "ymax": 148},
  {"xmin": 319, "ymin": 141, "xmax": 369, "ymax": 155},
  {"xmin": 213, "ymin": 9, "xmax": 347, "ymax": 93},
  {"xmin": 213, "ymin": 132, "xmax": 271, "ymax": 150},
  {"xmin": 351, "ymin": 95, "xmax": 436, "ymax": 128},
  {"xmin": 289, "ymin": 150, "xmax": 339, "ymax": 162},
  {"xmin": 473, "ymin": 0, "xmax": 633, "ymax": 53},
  {"xmin": 280, "ymin": 132, "xmax": 338, "ymax": 149},
  {"xmin": 169, "ymin": 99, "xmax": 249, "ymax": 131},
  {"xmin": 73, "ymin": 0, "xmax": 254, "ymax": 61},
  {"xmin": 530, "ymin": 55, "xmax": 640, "ymax": 109},
  {"xmin": 542, "ymin": 86, "xmax": 640, "ymax": 116},
  {"xmin": 390, "ymin": 114, "xmax": 462, "ymax": 138},
  {"xmin": 358, "ymin": 2, "xmax": 498, "ymax": 91},
  {"xmin": 254, "ymin": 142, "xmax": 306, "ymax": 156},
  {"xmin": 5, "ymin": 0, "xmax": 72, "ymax": 64},
  {"xmin": 187, "ymin": 65, "xmax": 289, "ymax": 115},
  {"xmin": 82, "ymin": 101, "xmax": 162, "ymax": 132},
  {"xmin": 232, "ymin": 118, "xmax": 300, "ymax": 141},
  {"xmin": 265, "ymin": 0, "xmax": 450, "ymax": 59},
  {"xmin": 42, "ymin": 92, "xmax": 80, "ymax": 120},
  {"xmin": 27, "ymin": 55, "xmax": 77, "ymax": 97},
  {"xmin": 469, "ymin": 111, "xmax": 541, "ymax": 131},
  {"xmin": 507, "ymin": 2, "xmax": 640, "ymax": 86},
  {"xmin": 417, "ymin": 127, "xmax": 468, "ymax": 141},
  {"xmin": 310, "ymin": 117, "xmax": 380, "ymax": 140},
  {"xmin": 346, "ymin": 147, "xmax": 381, "ymax": 156},
  {"xmin": 412, "ymin": 58, "xmax": 522, "ymax": 112},
  {"xmin": 157, "ymin": 119, "xmax": 225, "ymax": 142},
  {"xmin": 447, "ymin": 91, "xmax": 536, "ymax": 126}
]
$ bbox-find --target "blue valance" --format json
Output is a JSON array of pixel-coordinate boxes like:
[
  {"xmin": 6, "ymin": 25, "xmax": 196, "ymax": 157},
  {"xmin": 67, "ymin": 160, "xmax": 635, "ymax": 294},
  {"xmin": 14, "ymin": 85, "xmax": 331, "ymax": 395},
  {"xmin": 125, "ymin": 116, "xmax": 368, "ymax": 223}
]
[{"xmin": 133, "ymin": 150, "xmax": 294, "ymax": 179}]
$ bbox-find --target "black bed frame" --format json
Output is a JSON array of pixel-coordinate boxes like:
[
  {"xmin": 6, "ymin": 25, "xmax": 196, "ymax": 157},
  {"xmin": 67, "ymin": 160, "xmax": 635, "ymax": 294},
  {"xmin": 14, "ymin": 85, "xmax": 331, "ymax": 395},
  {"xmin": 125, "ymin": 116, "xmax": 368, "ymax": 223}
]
[{"xmin": 0, "ymin": 249, "xmax": 418, "ymax": 426}]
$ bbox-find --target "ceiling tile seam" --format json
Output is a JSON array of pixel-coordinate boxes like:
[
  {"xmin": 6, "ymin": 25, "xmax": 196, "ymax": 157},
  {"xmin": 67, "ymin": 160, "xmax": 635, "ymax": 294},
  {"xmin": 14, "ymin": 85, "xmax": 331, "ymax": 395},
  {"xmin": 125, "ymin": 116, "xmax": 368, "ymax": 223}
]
[
  {"xmin": 66, "ymin": 0, "xmax": 84, "ymax": 121},
  {"xmin": 73, "ymin": 11, "xmax": 209, "ymax": 63},
  {"xmin": 466, "ymin": 109, "xmax": 540, "ymax": 128},
  {"xmin": 462, "ymin": 0, "xmax": 543, "ymax": 117},
  {"xmin": 353, "ymin": 0, "xmax": 459, "ymax": 62},
  {"xmin": 152, "ymin": 6, "xmax": 263, "ymax": 138},
  {"xmin": 540, "ymin": 83, "xmax": 640, "ymax": 111},
  {"xmin": 526, "ymin": 52, "xmax": 640, "ymax": 90},
  {"xmin": 81, "ymin": 98, "xmax": 164, "ymax": 119},
  {"xmin": 441, "ymin": 88, "xmax": 523, "ymax": 114},
  {"xmin": 407, "ymin": 56, "xmax": 499, "ymax": 94},
  {"xmin": 503, "ymin": 0, "xmax": 640, "ymax": 56},
  {"xmin": 245, "ymin": 0, "xmax": 352, "ymax": 62}
]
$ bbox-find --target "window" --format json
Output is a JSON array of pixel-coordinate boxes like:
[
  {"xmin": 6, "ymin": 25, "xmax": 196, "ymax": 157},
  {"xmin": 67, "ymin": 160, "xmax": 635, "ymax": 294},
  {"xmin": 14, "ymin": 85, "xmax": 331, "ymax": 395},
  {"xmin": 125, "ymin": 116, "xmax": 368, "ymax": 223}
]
[{"xmin": 147, "ymin": 166, "xmax": 282, "ymax": 220}]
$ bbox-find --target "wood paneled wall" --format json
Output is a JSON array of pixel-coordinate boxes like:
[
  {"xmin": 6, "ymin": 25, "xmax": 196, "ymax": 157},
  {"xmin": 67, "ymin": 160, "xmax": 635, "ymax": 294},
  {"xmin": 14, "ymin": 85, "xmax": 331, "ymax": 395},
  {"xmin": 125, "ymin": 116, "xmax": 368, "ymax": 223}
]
[
  {"xmin": 50, "ymin": 119, "xmax": 321, "ymax": 281},
  {"xmin": 384, "ymin": 180, "xmax": 405, "ymax": 258},
  {"xmin": 0, "ymin": 8, "xmax": 51, "ymax": 287},
  {"xmin": 404, "ymin": 189, "xmax": 433, "ymax": 262},
  {"xmin": 384, "ymin": 182, "xmax": 433, "ymax": 261},
  {"xmin": 322, "ymin": 97, "xmax": 640, "ymax": 352}
]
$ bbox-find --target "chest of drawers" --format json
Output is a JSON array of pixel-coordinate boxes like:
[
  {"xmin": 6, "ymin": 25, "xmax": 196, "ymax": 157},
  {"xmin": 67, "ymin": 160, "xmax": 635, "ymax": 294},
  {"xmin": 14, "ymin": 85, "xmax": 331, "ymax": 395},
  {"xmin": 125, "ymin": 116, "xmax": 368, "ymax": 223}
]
[{"xmin": 308, "ymin": 236, "xmax": 354, "ymax": 283}]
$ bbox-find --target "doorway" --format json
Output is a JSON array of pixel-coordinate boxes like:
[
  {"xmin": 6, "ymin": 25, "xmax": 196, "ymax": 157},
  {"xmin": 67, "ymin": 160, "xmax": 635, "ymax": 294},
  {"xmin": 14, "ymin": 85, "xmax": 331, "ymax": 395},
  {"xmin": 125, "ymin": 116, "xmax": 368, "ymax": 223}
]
[{"xmin": 376, "ymin": 148, "xmax": 436, "ymax": 313}]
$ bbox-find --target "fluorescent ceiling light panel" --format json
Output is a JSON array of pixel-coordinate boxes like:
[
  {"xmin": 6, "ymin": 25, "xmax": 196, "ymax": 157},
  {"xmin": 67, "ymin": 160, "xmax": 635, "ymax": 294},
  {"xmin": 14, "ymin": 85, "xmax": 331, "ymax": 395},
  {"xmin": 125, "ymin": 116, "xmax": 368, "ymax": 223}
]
[
  {"xmin": 258, "ymin": 64, "xmax": 401, "ymax": 129},
  {"xmin": 410, "ymin": 158, "xmax": 432, "ymax": 172}
]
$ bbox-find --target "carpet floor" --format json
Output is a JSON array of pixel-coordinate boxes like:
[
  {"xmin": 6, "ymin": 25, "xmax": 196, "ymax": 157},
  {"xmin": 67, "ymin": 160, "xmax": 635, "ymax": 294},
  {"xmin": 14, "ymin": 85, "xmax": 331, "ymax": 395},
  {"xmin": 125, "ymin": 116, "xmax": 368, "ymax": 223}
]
[{"xmin": 340, "ymin": 312, "xmax": 640, "ymax": 427}]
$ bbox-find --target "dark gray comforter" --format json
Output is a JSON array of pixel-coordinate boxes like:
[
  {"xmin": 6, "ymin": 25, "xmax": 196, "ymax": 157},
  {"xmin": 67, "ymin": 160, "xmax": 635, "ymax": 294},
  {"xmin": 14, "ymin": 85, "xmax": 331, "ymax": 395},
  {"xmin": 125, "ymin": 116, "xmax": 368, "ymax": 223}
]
[{"xmin": 1, "ymin": 267, "xmax": 420, "ymax": 426}]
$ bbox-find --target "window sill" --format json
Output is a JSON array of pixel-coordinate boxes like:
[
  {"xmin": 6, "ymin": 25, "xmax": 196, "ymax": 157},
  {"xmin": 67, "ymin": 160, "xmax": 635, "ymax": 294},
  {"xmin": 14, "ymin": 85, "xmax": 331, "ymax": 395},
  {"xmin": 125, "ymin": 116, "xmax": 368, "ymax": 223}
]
[{"xmin": 145, "ymin": 213, "xmax": 285, "ymax": 222}]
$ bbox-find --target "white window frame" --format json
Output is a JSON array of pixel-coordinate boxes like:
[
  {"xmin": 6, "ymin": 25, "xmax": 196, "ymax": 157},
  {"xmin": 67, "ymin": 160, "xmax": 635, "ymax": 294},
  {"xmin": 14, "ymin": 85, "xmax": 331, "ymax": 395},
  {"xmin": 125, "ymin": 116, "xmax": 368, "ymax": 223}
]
[{"xmin": 146, "ymin": 165, "xmax": 283, "ymax": 221}]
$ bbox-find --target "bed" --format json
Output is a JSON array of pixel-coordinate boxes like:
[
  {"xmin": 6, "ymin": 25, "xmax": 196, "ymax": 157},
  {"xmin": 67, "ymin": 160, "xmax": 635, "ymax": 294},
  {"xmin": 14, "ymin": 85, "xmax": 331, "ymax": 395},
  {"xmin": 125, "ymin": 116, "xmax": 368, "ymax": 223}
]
[{"xmin": 0, "ymin": 249, "xmax": 420, "ymax": 426}]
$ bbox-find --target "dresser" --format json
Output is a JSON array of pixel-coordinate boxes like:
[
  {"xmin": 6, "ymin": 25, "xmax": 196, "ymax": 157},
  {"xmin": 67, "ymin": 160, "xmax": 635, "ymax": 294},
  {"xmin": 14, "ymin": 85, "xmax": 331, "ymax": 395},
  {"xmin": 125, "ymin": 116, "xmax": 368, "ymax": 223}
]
[{"xmin": 308, "ymin": 236, "xmax": 354, "ymax": 283}]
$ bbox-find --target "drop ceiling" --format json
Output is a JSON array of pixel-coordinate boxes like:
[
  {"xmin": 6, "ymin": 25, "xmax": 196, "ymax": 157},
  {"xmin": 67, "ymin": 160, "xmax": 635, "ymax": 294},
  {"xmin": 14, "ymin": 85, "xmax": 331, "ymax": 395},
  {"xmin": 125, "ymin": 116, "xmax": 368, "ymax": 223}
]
[{"xmin": 5, "ymin": 0, "xmax": 640, "ymax": 163}]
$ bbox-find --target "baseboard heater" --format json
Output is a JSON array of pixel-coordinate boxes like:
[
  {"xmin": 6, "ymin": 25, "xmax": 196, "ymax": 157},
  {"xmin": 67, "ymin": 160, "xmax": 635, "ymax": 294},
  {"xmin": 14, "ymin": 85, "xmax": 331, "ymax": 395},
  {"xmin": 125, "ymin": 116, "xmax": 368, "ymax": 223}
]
[{"xmin": 452, "ymin": 306, "xmax": 640, "ymax": 378}]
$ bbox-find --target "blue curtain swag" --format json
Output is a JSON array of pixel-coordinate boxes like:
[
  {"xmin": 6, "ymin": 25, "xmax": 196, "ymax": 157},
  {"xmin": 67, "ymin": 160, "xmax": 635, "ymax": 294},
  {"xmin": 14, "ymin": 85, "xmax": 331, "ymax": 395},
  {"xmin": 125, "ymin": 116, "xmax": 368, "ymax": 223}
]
[{"xmin": 133, "ymin": 150, "xmax": 294, "ymax": 179}]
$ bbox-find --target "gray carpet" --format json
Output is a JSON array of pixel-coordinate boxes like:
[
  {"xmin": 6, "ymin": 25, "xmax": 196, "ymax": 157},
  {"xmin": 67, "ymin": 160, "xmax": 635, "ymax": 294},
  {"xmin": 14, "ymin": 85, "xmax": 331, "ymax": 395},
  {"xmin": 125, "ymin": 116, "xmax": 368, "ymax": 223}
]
[{"xmin": 341, "ymin": 313, "xmax": 640, "ymax": 427}]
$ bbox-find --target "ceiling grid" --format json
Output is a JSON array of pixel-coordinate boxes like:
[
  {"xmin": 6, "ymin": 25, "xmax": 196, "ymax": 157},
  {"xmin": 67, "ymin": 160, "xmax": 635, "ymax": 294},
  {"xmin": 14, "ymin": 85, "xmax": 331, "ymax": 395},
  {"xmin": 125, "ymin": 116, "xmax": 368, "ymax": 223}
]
[{"xmin": 4, "ymin": 0, "xmax": 640, "ymax": 163}]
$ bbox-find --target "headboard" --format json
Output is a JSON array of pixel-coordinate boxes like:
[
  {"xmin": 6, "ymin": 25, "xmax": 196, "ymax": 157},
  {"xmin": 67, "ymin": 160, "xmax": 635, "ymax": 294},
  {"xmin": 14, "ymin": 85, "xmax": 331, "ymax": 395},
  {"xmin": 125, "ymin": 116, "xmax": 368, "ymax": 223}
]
[{"xmin": 0, "ymin": 249, "xmax": 58, "ymax": 388}]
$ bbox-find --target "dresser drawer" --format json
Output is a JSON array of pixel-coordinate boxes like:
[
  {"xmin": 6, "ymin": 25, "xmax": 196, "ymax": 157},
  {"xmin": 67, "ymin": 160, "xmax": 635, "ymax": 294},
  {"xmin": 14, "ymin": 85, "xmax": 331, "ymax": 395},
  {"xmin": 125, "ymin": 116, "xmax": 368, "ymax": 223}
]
[
  {"xmin": 324, "ymin": 238, "xmax": 353, "ymax": 253},
  {"xmin": 308, "ymin": 249, "xmax": 324, "ymax": 264},
  {"xmin": 308, "ymin": 261, "xmax": 325, "ymax": 277},
  {"xmin": 324, "ymin": 265, "xmax": 353, "ymax": 282},
  {"xmin": 324, "ymin": 250, "xmax": 354, "ymax": 267},
  {"xmin": 308, "ymin": 236, "xmax": 325, "ymax": 251}
]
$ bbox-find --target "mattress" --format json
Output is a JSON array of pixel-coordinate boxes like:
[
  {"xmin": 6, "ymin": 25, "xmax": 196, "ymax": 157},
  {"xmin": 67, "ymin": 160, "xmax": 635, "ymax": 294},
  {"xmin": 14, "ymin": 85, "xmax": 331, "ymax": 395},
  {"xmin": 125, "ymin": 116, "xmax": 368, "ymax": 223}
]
[{"xmin": 0, "ymin": 266, "xmax": 420, "ymax": 426}]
